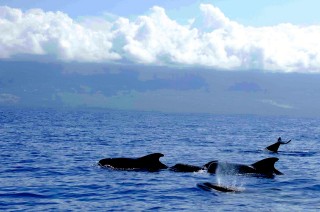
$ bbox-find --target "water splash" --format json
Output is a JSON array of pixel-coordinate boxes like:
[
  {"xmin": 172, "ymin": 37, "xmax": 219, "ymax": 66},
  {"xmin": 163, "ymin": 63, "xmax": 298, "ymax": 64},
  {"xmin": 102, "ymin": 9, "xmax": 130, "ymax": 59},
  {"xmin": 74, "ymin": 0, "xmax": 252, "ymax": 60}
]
[{"xmin": 215, "ymin": 163, "xmax": 245, "ymax": 191}]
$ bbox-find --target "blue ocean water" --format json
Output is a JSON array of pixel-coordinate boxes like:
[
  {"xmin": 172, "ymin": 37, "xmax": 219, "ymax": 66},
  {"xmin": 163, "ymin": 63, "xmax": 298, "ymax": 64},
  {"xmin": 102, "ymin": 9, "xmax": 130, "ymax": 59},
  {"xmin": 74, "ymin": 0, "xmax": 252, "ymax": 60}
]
[{"xmin": 0, "ymin": 108, "xmax": 320, "ymax": 211}]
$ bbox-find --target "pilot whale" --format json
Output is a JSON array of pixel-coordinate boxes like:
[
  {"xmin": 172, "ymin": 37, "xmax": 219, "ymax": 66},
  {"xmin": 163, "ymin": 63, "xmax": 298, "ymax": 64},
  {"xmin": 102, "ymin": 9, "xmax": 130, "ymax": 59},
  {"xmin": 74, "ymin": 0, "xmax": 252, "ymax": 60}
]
[
  {"xmin": 170, "ymin": 163, "xmax": 204, "ymax": 172},
  {"xmin": 206, "ymin": 157, "xmax": 282, "ymax": 177},
  {"xmin": 98, "ymin": 153, "xmax": 168, "ymax": 171},
  {"xmin": 266, "ymin": 137, "xmax": 291, "ymax": 153},
  {"xmin": 197, "ymin": 182, "xmax": 242, "ymax": 193},
  {"xmin": 171, "ymin": 157, "xmax": 282, "ymax": 177},
  {"xmin": 170, "ymin": 160, "xmax": 217, "ymax": 172}
]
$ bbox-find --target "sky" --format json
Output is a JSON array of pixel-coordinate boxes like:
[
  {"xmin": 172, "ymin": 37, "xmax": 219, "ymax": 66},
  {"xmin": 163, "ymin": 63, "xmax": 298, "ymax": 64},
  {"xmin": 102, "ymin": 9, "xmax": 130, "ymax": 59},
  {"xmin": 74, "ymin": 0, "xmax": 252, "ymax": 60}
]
[
  {"xmin": 1, "ymin": 0, "xmax": 320, "ymax": 72},
  {"xmin": 2, "ymin": 0, "xmax": 320, "ymax": 26},
  {"xmin": 1, "ymin": 0, "xmax": 320, "ymax": 116}
]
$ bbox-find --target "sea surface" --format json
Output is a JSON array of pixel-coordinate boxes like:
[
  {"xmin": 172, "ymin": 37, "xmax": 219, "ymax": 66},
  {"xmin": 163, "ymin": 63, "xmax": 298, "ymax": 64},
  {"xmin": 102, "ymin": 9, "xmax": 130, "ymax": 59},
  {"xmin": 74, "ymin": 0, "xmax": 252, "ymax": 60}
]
[{"xmin": 1, "ymin": 108, "xmax": 320, "ymax": 211}]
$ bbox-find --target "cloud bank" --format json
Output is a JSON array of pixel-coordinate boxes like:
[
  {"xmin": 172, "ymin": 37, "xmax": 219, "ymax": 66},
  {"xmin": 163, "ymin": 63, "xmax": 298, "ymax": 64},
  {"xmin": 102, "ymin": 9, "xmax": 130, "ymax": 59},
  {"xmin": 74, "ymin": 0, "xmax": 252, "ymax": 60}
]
[{"xmin": 1, "ymin": 4, "xmax": 320, "ymax": 72}]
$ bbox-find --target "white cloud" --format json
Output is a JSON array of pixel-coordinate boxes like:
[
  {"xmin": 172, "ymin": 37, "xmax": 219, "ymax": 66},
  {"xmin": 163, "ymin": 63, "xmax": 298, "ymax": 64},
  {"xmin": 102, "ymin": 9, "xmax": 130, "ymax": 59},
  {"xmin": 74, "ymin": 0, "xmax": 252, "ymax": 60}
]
[
  {"xmin": 260, "ymin": 99, "xmax": 294, "ymax": 109},
  {"xmin": 0, "ymin": 6, "xmax": 120, "ymax": 62},
  {"xmin": 1, "ymin": 4, "xmax": 320, "ymax": 72},
  {"xmin": 0, "ymin": 93, "xmax": 20, "ymax": 104}
]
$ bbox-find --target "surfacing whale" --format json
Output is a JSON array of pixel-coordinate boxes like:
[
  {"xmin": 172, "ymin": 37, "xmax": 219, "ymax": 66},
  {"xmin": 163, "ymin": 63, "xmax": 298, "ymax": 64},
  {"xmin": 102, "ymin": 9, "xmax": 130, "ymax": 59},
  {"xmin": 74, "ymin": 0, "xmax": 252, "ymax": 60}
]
[
  {"xmin": 197, "ymin": 182, "xmax": 243, "ymax": 193},
  {"xmin": 266, "ymin": 137, "xmax": 291, "ymax": 153},
  {"xmin": 206, "ymin": 157, "xmax": 282, "ymax": 177},
  {"xmin": 171, "ymin": 158, "xmax": 282, "ymax": 177},
  {"xmin": 170, "ymin": 160, "xmax": 217, "ymax": 173},
  {"xmin": 98, "ymin": 153, "xmax": 168, "ymax": 171},
  {"xmin": 170, "ymin": 163, "xmax": 205, "ymax": 172}
]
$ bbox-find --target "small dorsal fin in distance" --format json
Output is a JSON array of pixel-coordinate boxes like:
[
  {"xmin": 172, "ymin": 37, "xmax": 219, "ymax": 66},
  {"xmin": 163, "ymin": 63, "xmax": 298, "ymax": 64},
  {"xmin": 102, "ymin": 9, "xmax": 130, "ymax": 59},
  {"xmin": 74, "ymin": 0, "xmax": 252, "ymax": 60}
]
[
  {"xmin": 251, "ymin": 157, "xmax": 282, "ymax": 175},
  {"xmin": 266, "ymin": 137, "xmax": 291, "ymax": 152}
]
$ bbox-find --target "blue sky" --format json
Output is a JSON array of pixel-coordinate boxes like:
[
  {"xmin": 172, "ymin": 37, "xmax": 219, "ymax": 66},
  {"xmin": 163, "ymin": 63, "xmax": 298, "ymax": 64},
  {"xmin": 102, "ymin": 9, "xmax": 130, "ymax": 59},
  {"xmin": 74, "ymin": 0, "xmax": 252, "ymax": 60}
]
[{"xmin": 2, "ymin": 0, "xmax": 320, "ymax": 26}]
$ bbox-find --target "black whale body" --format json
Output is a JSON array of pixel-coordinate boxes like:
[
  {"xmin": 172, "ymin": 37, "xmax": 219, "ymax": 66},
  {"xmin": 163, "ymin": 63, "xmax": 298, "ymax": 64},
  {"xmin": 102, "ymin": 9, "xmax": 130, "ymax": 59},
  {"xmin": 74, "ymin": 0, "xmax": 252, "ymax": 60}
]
[
  {"xmin": 98, "ymin": 153, "xmax": 168, "ymax": 171},
  {"xmin": 171, "ymin": 158, "xmax": 282, "ymax": 177},
  {"xmin": 197, "ymin": 182, "xmax": 242, "ymax": 193},
  {"xmin": 170, "ymin": 163, "xmax": 205, "ymax": 172},
  {"xmin": 170, "ymin": 161, "xmax": 217, "ymax": 172},
  {"xmin": 206, "ymin": 157, "xmax": 282, "ymax": 177}
]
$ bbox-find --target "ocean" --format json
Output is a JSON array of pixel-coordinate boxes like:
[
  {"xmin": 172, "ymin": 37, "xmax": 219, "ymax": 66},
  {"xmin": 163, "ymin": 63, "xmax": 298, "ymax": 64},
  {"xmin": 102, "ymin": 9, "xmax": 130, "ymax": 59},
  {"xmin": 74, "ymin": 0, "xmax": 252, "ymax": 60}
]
[{"xmin": 0, "ymin": 108, "xmax": 319, "ymax": 211}]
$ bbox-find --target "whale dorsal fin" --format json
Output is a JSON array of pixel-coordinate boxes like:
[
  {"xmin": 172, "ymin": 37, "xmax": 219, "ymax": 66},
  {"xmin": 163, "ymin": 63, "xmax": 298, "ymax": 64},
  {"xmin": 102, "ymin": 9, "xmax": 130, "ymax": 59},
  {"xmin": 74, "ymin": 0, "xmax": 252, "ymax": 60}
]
[
  {"xmin": 139, "ymin": 153, "xmax": 164, "ymax": 161},
  {"xmin": 138, "ymin": 153, "xmax": 167, "ymax": 170},
  {"xmin": 251, "ymin": 157, "xmax": 282, "ymax": 175}
]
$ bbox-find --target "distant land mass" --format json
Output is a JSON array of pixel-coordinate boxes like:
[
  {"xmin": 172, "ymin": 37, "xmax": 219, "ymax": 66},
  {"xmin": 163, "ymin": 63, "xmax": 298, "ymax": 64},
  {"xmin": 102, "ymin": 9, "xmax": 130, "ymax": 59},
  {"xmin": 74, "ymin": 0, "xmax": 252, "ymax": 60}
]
[{"xmin": 1, "ymin": 60, "xmax": 320, "ymax": 117}]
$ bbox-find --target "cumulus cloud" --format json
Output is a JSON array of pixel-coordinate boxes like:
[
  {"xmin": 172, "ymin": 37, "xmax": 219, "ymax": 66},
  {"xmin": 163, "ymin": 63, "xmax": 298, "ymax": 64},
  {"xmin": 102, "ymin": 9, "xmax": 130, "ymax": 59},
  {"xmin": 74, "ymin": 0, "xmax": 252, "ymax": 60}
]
[
  {"xmin": 1, "ymin": 4, "xmax": 320, "ymax": 72},
  {"xmin": 0, "ymin": 6, "xmax": 120, "ymax": 62}
]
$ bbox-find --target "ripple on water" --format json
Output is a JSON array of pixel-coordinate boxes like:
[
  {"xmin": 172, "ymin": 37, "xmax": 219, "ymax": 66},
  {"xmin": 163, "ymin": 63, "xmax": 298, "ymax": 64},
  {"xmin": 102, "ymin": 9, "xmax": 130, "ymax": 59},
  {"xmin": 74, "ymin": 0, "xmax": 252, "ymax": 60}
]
[{"xmin": 1, "ymin": 108, "xmax": 320, "ymax": 211}]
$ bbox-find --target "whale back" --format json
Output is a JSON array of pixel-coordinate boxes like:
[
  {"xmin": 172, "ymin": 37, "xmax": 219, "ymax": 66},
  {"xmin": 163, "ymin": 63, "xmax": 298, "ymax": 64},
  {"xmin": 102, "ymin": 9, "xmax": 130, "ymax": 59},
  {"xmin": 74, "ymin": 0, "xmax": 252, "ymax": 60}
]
[
  {"xmin": 98, "ymin": 157, "xmax": 136, "ymax": 169},
  {"xmin": 170, "ymin": 163, "xmax": 203, "ymax": 172},
  {"xmin": 206, "ymin": 158, "xmax": 282, "ymax": 176},
  {"xmin": 98, "ymin": 153, "xmax": 167, "ymax": 171},
  {"xmin": 197, "ymin": 182, "xmax": 242, "ymax": 192}
]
